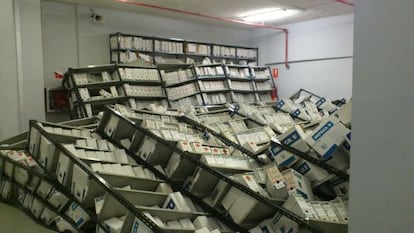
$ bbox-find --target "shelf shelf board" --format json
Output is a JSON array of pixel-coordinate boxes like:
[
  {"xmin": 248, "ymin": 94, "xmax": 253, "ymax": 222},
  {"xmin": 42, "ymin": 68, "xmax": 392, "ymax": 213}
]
[
  {"xmin": 164, "ymin": 78, "xmax": 197, "ymax": 88},
  {"xmin": 154, "ymin": 51, "xmax": 185, "ymax": 56},
  {"xmin": 122, "ymin": 79, "xmax": 162, "ymax": 85},
  {"xmin": 255, "ymin": 89, "xmax": 274, "ymax": 93},
  {"xmin": 185, "ymin": 53, "xmax": 210, "ymax": 57},
  {"xmin": 111, "ymin": 48, "xmax": 153, "ymax": 53},
  {"xmin": 82, "ymin": 96, "xmax": 126, "ymax": 105},
  {"xmin": 127, "ymin": 95, "xmax": 166, "ymax": 100},
  {"xmin": 229, "ymin": 89, "xmax": 255, "ymax": 93},
  {"xmin": 76, "ymin": 80, "xmax": 121, "ymax": 88},
  {"xmin": 251, "ymin": 77, "xmax": 272, "ymax": 82},
  {"xmin": 169, "ymin": 92, "xmax": 200, "ymax": 101},
  {"xmin": 200, "ymin": 89, "xmax": 229, "ymax": 94},
  {"xmin": 227, "ymin": 76, "xmax": 252, "ymax": 81},
  {"xmin": 195, "ymin": 63, "xmax": 223, "ymax": 67},
  {"xmin": 197, "ymin": 75, "xmax": 226, "ymax": 81},
  {"xmin": 134, "ymin": 206, "xmax": 206, "ymax": 221}
]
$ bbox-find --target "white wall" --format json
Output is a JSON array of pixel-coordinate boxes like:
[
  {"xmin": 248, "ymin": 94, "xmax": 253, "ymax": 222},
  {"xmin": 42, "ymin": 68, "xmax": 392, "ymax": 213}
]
[
  {"xmin": 251, "ymin": 14, "xmax": 353, "ymax": 99},
  {"xmin": 0, "ymin": 0, "xmax": 20, "ymax": 140},
  {"xmin": 350, "ymin": 1, "xmax": 414, "ymax": 232},
  {"xmin": 41, "ymin": 1, "xmax": 255, "ymax": 87},
  {"xmin": 0, "ymin": 0, "xmax": 44, "ymax": 141}
]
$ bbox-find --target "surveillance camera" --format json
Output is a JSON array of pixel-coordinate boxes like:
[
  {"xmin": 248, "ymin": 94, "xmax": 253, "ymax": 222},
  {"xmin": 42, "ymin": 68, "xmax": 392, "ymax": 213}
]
[{"xmin": 90, "ymin": 12, "xmax": 104, "ymax": 23}]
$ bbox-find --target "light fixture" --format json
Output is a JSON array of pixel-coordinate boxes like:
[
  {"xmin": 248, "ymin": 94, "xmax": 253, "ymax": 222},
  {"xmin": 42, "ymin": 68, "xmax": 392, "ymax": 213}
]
[{"xmin": 238, "ymin": 8, "xmax": 299, "ymax": 22}]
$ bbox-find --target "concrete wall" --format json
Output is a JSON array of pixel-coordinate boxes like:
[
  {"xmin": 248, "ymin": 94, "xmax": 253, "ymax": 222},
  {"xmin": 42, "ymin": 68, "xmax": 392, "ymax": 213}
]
[
  {"xmin": 41, "ymin": 1, "xmax": 255, "ymax": 87},
  {"xmin": 251, "ymin": 14, "xmax": 353, "ymax": 99},
  {"xmin": 0, "ymin": 0, "xmax": 44, "ymax": 141},
  {"xmin": 350, "ymin": 1, "xmax": 414, "ymax": 232}
]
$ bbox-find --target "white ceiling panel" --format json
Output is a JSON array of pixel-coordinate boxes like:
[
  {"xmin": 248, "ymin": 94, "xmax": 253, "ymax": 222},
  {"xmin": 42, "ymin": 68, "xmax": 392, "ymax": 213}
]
[{"xmin": 46, "ymin": 0, "xmax": 354, "ymax": 28}]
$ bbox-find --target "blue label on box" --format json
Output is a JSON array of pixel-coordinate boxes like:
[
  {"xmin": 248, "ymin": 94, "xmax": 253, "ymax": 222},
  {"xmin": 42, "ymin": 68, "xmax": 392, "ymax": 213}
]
[
  {"xmin": 166, "ymin": 199, "xmax": 176, "ymax": 209},
  {"xmin": 292, "ymin": 109, "xmax": 301, "ymax": 117},
  {"xmin": 279, "ymin": 156, "xmax": 296, "ymax": 167},
  {"xmin": 275, "ymin": 100, "xmax": 285, "ymax": 110},
  {"xmin": 322, "ymin": 144, "xmax": 338, "ymax": 160},
  {"xmin": 75, "ymin": 217, "xmax": 84, "ymax": 227},
  {"xmin": 315, "ymin": 98, "xmax": 326, "ymax": 107},
  {"xmin": 297, "ymin": 162, "xmax": 311, "ymax": 175},
  {"xmin": 312, "ymin": 121, "xmax": 334, "ymax": 141},
  {"xmin": 270, "ymin": 131, "xmax": 301, "ymax": 155},
  {"xmin": 280, "ymin": 225, "xmax": 294, "ymax": 233},
  {"xmin": 132, "ymin": 220, "xmax": 139, "ymax": 233},
  {"xmin": 261, "ymin": 226, "xmax": 270, "ymax": 233},
  {"xmin": 295, "ymin": 189, "xmax": 309, "ymax": 200}
]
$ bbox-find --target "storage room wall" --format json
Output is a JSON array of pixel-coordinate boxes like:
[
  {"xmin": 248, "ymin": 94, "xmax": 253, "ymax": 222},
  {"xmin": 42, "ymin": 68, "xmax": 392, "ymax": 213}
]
[
  {"xmin": 350, "ymin": 0, "xmax": 414, "ymax": 232},
  {"xmin": 0, "ymin": 0, "xmax": 44, "ymax": 141},
  {"xmin": 41, "ymin": 1, "xmax": 255, "ymax": 88},
  {"xmin": 251, "ymin": 14, "xmax": 353, "ymax": 99}
]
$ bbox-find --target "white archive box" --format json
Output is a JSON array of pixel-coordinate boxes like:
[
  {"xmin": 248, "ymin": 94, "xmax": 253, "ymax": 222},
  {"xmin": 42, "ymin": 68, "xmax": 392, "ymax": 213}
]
[
  {"xmin": 224, "ymin": 187, "xmax": 274, "ymax": 224},
  {"xmin": 48, "ymin": 189, "xmax": 70, "ymax": 211},
  {"xmin": 331, "ymin": 99, "xmax": 352, "ymax": 126},
  {"xmin": 138, "ymin": 136, "xmax": 157, "ymax": 161},
  {"xmin": 104, "ymin": 217, "xmax": 124, "ymax": 233},
  {"xmin": 131, "ymin": 216, "xmax": 152, "ymax": 233},
  {"xmin": 320, "ymin": 201, "xmax": 340, "ymax": 223},
  {"xmin": 264, "ymin": 164, "xmax": 288, "ymax": 199},
  {"xmin": 269, "ymin": 125, "xmax": 310, "ymax": 168},
  {"xmin": 71, "ymin": 164, "xmax": 89, "ymax": 202},
  {"xmin": 39, "ymin": 136, "xmax": 56, "ymax": 171},
  {"xmin": 282, "ymin": 169, "xmax": 314, "ymax": 200},
  {"xmin": 193, "ymin": 216, "xmax": 220, "ymax": 231},
  {"xmin": 29, "ymin": 127, "xmax": 41, "ymax": 157},
  {"xmin": 293, "ymin": 159, "xmax": 330, "ymax": 183},
  {"xmin": 65, "ymin": 202, "xmax": 90, "ymax": 228},
  {"xmin": 55, "ymin": 216, "xmax": 77, "ymax": 233},
  {"xmin": 269, "ymin": 212, "xmax": 299, "ymax": 233},
  {"xmin": 305, "ymin": 118, "xmax": 350, "ymax": 160},
  {"xmin": 283, "ymin": 195, "xmax": 318, "ymax": 219},
  {"xmin": 55, "ymin": 152, "xmax": 72, "ymax": 186},
  {"xmin": 330, "ymin": 197, "xmax": 349, "ymax": 223},
  {"xmin": 36, "ymin": 180, "xmax": 54, "ymax": 199},
  {"xmin": 30, "ymin": 198, "xmax": 44, "ymax": 218},
  {"xmin": 40, "ymin": 207, "xmax": 57, "ymax": 225},
  {"xmin": 310, "ymin": 202, "xmax": 329, "ymax": 221},
  {"xmin": 314, "ymin": 98, "xmax": 337, "ymax": 113},
  {"xmin": 162, "ymin": 192, "xmax": 192, "ymax": 212},
  {"xmin": 275, "ymin": 98, "xmax": 296, "ymax": 113}
]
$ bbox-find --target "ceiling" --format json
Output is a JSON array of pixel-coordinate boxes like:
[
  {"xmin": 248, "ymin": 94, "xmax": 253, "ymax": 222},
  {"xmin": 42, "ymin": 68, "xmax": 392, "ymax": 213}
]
[{"xmin": 48, "ymin": 0, "xmax": 354, "ymax": 29}]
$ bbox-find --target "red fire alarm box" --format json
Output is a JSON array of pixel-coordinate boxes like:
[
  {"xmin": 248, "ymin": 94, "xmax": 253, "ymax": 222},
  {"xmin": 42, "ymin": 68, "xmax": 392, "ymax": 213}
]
[{"xmin": 272, "ymin": 68, "xmax": 279, "ymax": 78}]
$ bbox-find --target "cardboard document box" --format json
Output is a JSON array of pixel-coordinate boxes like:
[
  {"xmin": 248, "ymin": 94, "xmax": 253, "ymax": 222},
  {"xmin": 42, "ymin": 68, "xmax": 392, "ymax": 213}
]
[
  {"xmin": 65, "ymin": 202, "xmax": 90, "ymax": 227},
  {"xmin": 282, "ymin": 169, "xmax": 314, "ymax": 200},
  {"xmin": 264, "ymin": 164, "xmax": 288, "ymax": 199},
  {"xmin": 39, "ymin": 136, "xmax": 56, "ymax": 171},
  {"xmin": 71, "ymin": 164, "xmax": 89, "ymax": 202},
  {"xmin": 305, "ymin": 119, "xmax": 350, "ymax": 160},
  {"xmin": 40, "ymin": 207, "xmax": 57, "ymax": 225},
  {"xmin": 270, "ymin": 211, "xmax": 298, "ymax": 233},
  {"xmin": 283, "ymin": 195, "xmax": 318, "ymax": 219},
  {"xmin": 29, "ymin": 128, "xmax": 41, "ymax": 157},
  {"xmin": 310, "ymin": 202, "xmax": 329, "ymax": 221},
  {"xmin": 30, "ymin": 198, "xmax": 44, "ymax": 218},
  {"xmin": 36, "ymin": 180, "xmax": 53, "ymax": 199},
  {"xmin": 47, "ymin": 190, "xmax": 69, "ymax": 210},
  {"xmin": 321, "ymin": 201, "xmax": 340, "ymax": 223},
  {"xmin": 269, "ymin": 125, "xmax": 310, "ymax": 168},
  {"xmin": 193, "ymin": 216, "xmax": 220, "ymax": 231},
  {"xmin": 163, "ymin": 192, "xmax": 191, "ymax": 211},
  {"xmin": 56, "ymin": 152, "xmax": 72, "ymax": 186},
  {"xmin": 331, "ymin": 198, "xmax": 349, "ymax": 223},
  {"xmin": 294, "ymin": 159, "xmax": 329, "ymax": 183},
  {"xmin": 130, "ymin": 216, "xmax": 153, "ymax": 233}
]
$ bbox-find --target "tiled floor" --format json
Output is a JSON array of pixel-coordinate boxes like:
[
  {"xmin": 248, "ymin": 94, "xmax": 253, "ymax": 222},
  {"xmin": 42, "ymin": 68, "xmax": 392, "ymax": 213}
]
[{"xmin": 0, "ymin": 202, "xmax": 57, "ymax": 233}]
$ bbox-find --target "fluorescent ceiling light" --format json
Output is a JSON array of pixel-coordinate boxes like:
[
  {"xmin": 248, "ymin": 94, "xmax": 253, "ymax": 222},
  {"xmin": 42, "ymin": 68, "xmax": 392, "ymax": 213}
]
[{"xmin": 239, "ymin": 8, "xmax": 299, "ymax": 22}]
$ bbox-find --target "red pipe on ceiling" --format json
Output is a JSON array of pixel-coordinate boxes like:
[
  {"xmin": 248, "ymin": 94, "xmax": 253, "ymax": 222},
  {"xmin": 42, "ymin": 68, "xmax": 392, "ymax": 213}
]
[
  {"xmin": 113, "ymin": 0, "xmax": 290, "ymax": 68},
  {"xmin": 336, "ymin": 0, "xmax": 354, "ymax": 6}
]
